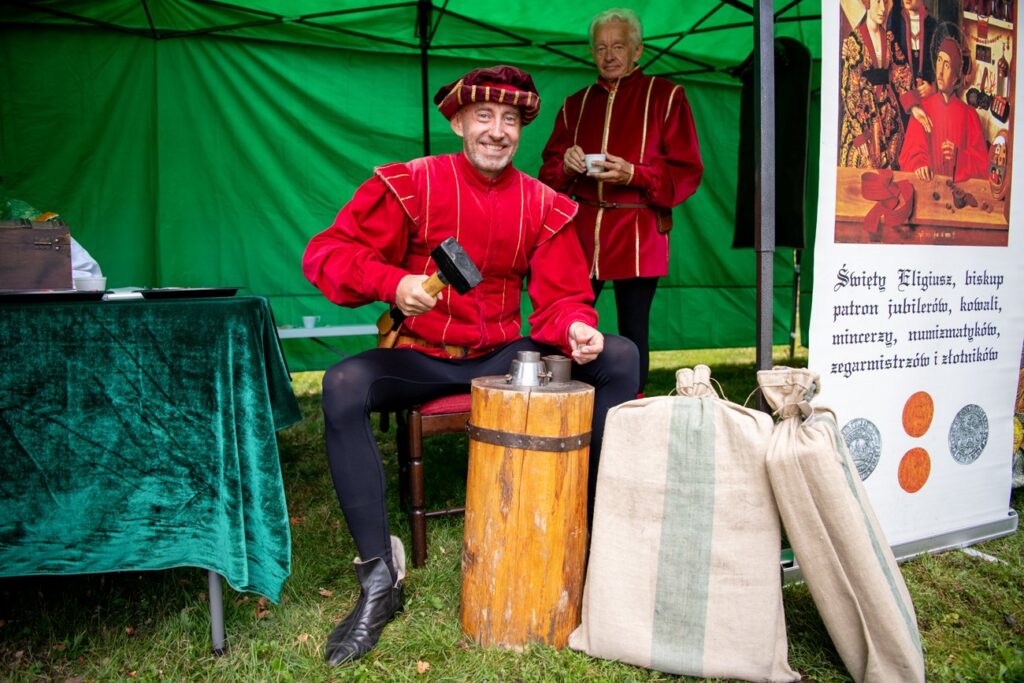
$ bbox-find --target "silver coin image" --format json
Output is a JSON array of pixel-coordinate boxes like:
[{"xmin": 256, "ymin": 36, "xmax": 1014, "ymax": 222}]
[
  {"xmin": 949, "ymin": 404, "xmax": 988, "ymax": 465},
  {"xmin": 842, "ymin": 417, "xmax": 882, "ymax": 480}
]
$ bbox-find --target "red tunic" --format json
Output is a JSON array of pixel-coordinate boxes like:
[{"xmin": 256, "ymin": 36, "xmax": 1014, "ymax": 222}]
[
  {"xmin": 539, "ymin": 69, "xmax": 703, "ymax": 280},
  {"xmin": 302, "ymin": 152, "xmax": 597, "ymax": 358},
  {"xmin": 898, "ymin": 93, "xmax": 988, "ymax": 182}
]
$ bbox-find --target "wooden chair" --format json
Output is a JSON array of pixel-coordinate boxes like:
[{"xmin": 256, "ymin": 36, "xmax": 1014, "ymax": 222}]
[{"xmin": 394, "ymin": 393, "xmax": 472, "ymax": 567}]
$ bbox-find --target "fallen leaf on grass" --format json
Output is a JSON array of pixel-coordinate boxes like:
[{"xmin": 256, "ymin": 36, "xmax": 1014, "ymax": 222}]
[
  {"xmin": 254, "ymin": 597, "xmax": 271, "ymax": 619},
  {"xmin": 297, "ymin": 633, "xmax": 310, "ymax": 643},
  {"xmin": 318, "ymin": 588, "xmax": 333, "ymax": 597},
  {"xmin": 14, "ymin": 650, "xmax": 24, "ymax": 659},
  {"xmin": 125, "ymin": 627, "xmax": 135, "ymax": 636},
  {"xmin": 127, "ymin": 671, "xmax": 137, "ymax": 678},
  {"xmin": 417, "ymin": 660, "xmax": 431, "ymax": 674},
  {"xmin": 941, "ymin": 612, "xmax": 962, "ymax": 626}
]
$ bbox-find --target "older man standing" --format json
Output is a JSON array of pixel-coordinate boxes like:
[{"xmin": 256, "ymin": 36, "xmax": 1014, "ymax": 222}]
[
  {"xmin": 540, "ymin": 8, "xmax": 703, "ymax": 396},
  {"xmin": 303, "ymin": 64, "xmax": 637, "ymax": 665}
]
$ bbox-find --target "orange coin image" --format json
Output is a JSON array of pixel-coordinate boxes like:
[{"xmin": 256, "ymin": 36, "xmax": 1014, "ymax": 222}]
[
  {"xmin": 902, "ymin": 391, "xmax": 934, "ymax": 437},
  {"xmin": 898, "ymin": 447, "xmax": 931, "ymax": 493}
]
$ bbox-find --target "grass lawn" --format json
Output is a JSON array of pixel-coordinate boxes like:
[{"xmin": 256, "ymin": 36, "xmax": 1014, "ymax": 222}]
[{"xmin": 2, "ymin": 347, "xmax": 1022, "ymax": 682}]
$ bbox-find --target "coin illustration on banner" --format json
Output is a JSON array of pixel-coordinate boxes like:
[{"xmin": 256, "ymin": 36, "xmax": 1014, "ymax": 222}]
[
  {"xmin": 842, "ymin": 417, "xmax": 882, "ymax": 480},
  {"xmin": 949, "ymin": 404, "xmax": 989, "ymax": 465},
  {"xmin": 902, "ymin": 391, "xmax": 934, "ymax": 438},
  {"xmin": 899, "ymin": 447, "xmax": 931, "ymax": 493}
]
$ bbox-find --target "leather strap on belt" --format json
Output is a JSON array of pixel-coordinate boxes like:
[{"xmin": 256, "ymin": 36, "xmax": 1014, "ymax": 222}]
[
  {"xmin": 860, "ymin": 169, "xmax": 914, "ymax": 241},
  {"xmin": 577, "ymin": 198, "xmax": 653, "ymax": 210},
  {"xmin": 395, "ymin": 333, "xmax": 483, "ymax": 359},
  {"xmin": 576, "ymin": 197, "xmax": 673, "ymax": 233}
]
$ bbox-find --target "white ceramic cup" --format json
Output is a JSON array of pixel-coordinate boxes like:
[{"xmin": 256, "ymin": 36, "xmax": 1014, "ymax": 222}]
[
  {"xmin": 584, "ymin": 153, "xmax": 606, "ymax": 175},
  {"xmin": 302, "ymin": 315, "xmax": 320, "ymax": 329},
  {"xmin": 73, "ymin": 276, "xmax": 107, "ymax": 291}
]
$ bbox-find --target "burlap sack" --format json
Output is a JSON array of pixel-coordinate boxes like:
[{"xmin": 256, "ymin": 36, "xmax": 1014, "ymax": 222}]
[
  {"xmin": 758, "ymin": 367, "xmax": 925, "ymax": 683},
  {"xmin": 569, "ymin": 365, "xmax": 799, "ymax": 682}
]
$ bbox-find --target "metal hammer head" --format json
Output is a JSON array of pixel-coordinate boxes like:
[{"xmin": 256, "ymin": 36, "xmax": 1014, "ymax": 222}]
[{"xmin": 431, "ymin": 237, "xmax": 482, "ymax": 294}]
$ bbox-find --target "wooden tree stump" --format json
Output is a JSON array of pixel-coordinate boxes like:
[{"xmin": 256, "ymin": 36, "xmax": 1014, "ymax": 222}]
[{"xmin": 460, "ymin": 376, "xmax": 594, "ymax": 649}]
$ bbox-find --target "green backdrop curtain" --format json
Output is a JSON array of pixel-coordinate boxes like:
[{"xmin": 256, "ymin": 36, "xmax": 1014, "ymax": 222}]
[{"xmin": 1, "ymin": 2, "xmax": 820, "ymax": 371}]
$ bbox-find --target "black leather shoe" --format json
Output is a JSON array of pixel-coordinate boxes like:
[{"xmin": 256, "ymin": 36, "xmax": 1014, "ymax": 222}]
[{"xmin": 325, "ymin": 537, "xmax": 406, "ymax": 666}]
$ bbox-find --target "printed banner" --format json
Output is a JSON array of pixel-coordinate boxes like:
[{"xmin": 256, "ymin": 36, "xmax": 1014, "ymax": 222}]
[{"xmin": 809, "ymin": 0, "xmax": 1022, "ymax": 547}]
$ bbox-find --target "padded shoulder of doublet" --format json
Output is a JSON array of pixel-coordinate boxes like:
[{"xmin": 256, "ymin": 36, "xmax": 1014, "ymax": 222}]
[{"xmin": 374, "ymin": 161, "xmax": 422, "ymax": 226}]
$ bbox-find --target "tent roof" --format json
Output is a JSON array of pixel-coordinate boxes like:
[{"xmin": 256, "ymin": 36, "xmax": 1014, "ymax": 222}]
[{"xmin": 3, "ymin": 0, "xmax": 821, "ymax": 83}]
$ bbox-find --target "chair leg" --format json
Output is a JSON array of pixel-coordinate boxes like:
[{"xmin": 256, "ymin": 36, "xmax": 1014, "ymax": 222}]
[{"xmin": 408, "ymin": 408, "xmax": 427, "ymax": 568}]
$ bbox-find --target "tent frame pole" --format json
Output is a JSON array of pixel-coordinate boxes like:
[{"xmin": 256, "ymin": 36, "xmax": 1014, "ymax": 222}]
[
  {"xmin": 754, "ymin": 0, "xmax": 776, "ymax": 405},
  {"xmin": 417, "ymin": 0, "xmax": 432, "ymax": 156}
]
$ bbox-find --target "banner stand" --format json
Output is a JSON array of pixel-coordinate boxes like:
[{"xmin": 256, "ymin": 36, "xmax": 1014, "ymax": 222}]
[{"xmin": 782, "ymin": 510, "xmax": 1019, "ymax": 584}]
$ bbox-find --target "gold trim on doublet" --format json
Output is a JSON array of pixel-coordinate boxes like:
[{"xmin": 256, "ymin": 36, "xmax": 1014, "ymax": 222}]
[
  {"xmin": 640, "ymin": 78, "xmax": 655, "ymax": 165},
  {"xmin": 572, "ymin": 86, "xmax": 593, "ymax": 147}
]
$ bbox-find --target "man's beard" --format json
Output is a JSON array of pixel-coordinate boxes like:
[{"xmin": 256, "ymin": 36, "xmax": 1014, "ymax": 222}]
[{"xmin": 465, "ymin": 140, "xmax": 517, "ymax": 177}]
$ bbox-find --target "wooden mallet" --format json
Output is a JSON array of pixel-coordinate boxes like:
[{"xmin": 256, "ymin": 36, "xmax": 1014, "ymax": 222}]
[{"xmin": 376, "ymin": 236, "xmax": 483, "ymax": 348}]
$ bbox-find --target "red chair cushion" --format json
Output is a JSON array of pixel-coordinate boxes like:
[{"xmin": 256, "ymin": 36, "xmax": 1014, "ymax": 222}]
[{"xmin": 418, "ymin": 393, "xmax": 472, "ymax": 416}]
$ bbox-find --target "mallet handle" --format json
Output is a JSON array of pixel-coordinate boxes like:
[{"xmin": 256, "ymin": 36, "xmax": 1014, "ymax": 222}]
[{"xmin": 376, "ymin": 271, "xmax": 448, "ymax": 347}]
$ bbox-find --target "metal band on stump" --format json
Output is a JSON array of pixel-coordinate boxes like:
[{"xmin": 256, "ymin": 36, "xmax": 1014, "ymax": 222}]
[{"xmin": 466, "ymin": 422, "xmax": 591, "ymax": 452}]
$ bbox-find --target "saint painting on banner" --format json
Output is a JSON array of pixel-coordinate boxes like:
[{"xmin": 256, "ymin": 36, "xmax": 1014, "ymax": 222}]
[{"xmin": 833, "ymin": 0, "xmax": 1016, "ymax": 246}]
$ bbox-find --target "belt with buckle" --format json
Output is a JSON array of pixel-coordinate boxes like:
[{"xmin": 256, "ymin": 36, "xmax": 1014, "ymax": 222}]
[
  {"xmin": 395, "ymin": 333, "xmax": 483, "ymax": 359},
  {"xmin": 576, "ymin": 198, "xmax": 672, "ymax": 233},
  {"xmin": 577, "ymin": 198, "xmax": 654, "ymax": 210}
]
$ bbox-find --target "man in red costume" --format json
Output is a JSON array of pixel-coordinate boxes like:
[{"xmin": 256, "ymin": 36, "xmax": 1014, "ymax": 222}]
[
  {"xmin": 303, "ymin": 65, "xmax": 637, "ymax": 665},
  {"xmin": 898, "ymin": 37, "xmax": 988, "ymax": 182},
  {"xmin": 540, "ymin": 8, "xmax": 703, "ymax": 395}
]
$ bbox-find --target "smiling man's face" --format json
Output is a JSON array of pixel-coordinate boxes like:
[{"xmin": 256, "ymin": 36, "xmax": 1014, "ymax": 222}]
[{"xmin": 450, "ymin": 102, "xmax": 522, "ymax": 178}]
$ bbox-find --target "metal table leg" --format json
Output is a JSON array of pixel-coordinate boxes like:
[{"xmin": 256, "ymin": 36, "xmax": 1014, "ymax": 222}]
[{"xmin": 208, "ymin": 570, "xmax": 226, "ymax": 655}]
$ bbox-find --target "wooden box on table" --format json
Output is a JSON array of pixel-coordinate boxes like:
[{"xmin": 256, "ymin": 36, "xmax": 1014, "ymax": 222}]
[{"xmin": 0, "ymin": 220, "xmax": 72, "ymax": 290}]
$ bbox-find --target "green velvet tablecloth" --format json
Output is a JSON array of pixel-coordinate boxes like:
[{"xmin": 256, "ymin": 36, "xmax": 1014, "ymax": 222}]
[{"xmin": 0, "ymin": 296, "xmax": 301, "ymax": 601}]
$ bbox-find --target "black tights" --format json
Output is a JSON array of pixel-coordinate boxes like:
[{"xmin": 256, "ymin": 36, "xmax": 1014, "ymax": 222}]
[
  {"xmin": 592, "ymin": 277, "xmax": 658, "ymax": 393},
  {"xmin": 321, "ymin": 336, "xmax": 638, "ymax": 577}
]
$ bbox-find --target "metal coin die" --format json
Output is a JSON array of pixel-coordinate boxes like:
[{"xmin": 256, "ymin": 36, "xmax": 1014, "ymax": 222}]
[{"xmin": 469, "ymin": 352, "xmax": 587, "ymax": 452}]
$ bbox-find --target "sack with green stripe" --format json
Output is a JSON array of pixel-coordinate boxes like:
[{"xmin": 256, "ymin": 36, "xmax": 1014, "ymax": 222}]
[
  {"xmin": 569, "ymin": 365, "xmax": 799, "ymax": 682},
  {"xmin": 758, "ymin": 367, "xmax": 925, "ymax": 683}
]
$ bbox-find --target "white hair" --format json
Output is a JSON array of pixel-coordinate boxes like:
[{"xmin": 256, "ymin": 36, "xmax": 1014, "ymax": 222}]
[{"xmin": 589, "ymin": 8, "xmax": 643, "ymax": 47}]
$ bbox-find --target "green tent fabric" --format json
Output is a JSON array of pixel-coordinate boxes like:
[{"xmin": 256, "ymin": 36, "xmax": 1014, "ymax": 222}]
[{"xmin": 0, "ymin": 1, "xmax": 822, "ymax": 371}]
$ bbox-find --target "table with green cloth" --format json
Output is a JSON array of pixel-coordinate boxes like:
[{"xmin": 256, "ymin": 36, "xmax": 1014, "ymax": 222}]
[{"xmin": 0, "ymin": 296, "xmax": 301, "ymax": 606}]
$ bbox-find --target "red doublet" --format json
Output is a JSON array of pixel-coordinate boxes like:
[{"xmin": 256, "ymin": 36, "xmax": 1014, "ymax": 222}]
[
  {"xmin": 539, "ymin": 69, "xmax": 703, "ymax": 280},
  {"xmin": 898, "ymin": 93, "xmax": 988, "ymax": 182},
  {"xmin": 302, "ymin": 153, "xmax": 596, "ymax": 358}
]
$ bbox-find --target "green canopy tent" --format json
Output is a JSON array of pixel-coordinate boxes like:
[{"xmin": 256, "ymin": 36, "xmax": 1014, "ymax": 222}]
[{"xmin": 0, "ymin": 0, "xmax": 822, "ymax": 371}]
